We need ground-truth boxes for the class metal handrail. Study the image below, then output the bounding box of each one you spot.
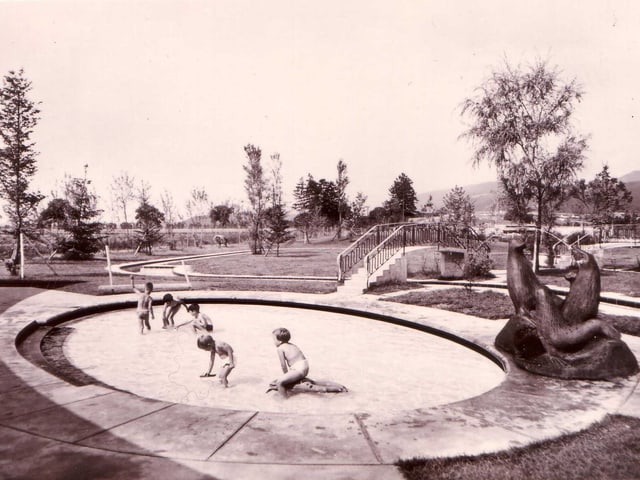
[337,222,491,283]
[336,223,407,282]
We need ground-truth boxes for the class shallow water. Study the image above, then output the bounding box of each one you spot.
[65,304,504,414]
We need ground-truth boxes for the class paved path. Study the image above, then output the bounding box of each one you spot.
[1,286,639,479]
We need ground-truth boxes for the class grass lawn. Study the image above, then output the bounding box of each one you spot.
[398,414,640,480]
[2,238,640,479]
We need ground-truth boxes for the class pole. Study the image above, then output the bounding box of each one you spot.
[105,245,114,289]
[20,232,25,279]
[182,260,191,288]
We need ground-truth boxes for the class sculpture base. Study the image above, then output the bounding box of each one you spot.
[496,316,639,380]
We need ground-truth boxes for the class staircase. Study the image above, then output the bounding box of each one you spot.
[337,223,490,294]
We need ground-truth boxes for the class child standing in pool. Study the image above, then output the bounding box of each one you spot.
[174,303,213,334]
[131,276,154,334]
[271,327,309,397]
[161,293,185,329]
[197,334,235,387]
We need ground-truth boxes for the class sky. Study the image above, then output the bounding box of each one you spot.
[1,0,639,221]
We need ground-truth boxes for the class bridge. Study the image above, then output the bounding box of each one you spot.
[336,223,491,289]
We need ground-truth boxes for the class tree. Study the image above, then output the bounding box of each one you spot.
[574,165,633,225]
[442,186,475,231]
[38,198,71,229]
[0,69,44,273]
[110,171,136,227]
[134,200,164,255]
[243,144,267,254]
[335,159,349,239]
[293,175,341,227]
[498,170,534,224]
[461,60,587,271]
[385,173,418,222]
[264,204,293,256]
[185,187,210,227]
[292,209,324,244]
[58,167,103,259]
[210,204,234,227]
[346,192,368,233]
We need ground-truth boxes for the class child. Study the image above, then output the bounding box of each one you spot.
[131,275,154,334]
[270,327,309,397]
[161,293,185,329]
[197,334,235,387]
[175,303,213,334]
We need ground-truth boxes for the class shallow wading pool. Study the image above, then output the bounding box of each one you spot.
[63,303,505,414]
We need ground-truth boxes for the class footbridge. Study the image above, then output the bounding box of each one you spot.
[337,223,491,287]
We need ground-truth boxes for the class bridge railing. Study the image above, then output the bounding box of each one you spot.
[337,222,491,283]
[336,223,405,282]
[363,224,490,281]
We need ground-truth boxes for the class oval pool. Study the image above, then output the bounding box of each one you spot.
[63,303,505,414]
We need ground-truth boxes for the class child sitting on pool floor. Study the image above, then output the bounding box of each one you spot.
[174,303,213,334]
[197,334,235,387]
[267,327,348,396]
[161,293,186,329]
[270,327,309,397]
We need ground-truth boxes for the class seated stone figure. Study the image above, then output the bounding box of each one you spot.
[495,237,638,380]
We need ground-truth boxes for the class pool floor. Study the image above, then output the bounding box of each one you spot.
[64,303,505,414]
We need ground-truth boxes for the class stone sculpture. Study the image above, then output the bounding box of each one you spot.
[495,238,638,380]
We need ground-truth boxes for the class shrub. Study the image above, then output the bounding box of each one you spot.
[464,253,494,279]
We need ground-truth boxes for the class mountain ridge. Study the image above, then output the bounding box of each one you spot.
[417,170,640,213]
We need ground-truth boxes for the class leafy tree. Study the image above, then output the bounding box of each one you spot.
[243,144,267,254]
[292,209,324,244]
[498,171,534,224]
[293,175,341,226]
[573,165,633,225]
[38,198,71,229]
[58,168,103,259]
[264,204,293,256]
[134,201,164,255]
[442,186,475,231]
[385,173,418,222]
[0,69,44,273]
[461,60,587,271]
[346,192,368,233]
[210,204,234,227]
[368,206,390,225]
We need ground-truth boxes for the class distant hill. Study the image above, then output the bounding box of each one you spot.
[621,170,640,183]
[626,180,640,212]
[417,181,500,211]
[417,171,640,213]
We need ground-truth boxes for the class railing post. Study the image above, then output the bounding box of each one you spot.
[402,227,406,254]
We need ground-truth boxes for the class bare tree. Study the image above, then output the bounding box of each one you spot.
[335,159,349,239]
[243,144,267,254]
[110,172,136,227]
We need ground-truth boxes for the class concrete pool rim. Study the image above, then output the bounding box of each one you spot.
[15,296,508,389]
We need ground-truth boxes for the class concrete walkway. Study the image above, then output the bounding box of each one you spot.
[1,286,639,479]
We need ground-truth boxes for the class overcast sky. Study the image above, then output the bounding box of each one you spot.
[1,0,639,219]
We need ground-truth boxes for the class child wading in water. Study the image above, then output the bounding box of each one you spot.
[131,276,154,334]
[197,334,235,387]
[174,303,213,334]
[270,327,309,397]
[161,293,185,329]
